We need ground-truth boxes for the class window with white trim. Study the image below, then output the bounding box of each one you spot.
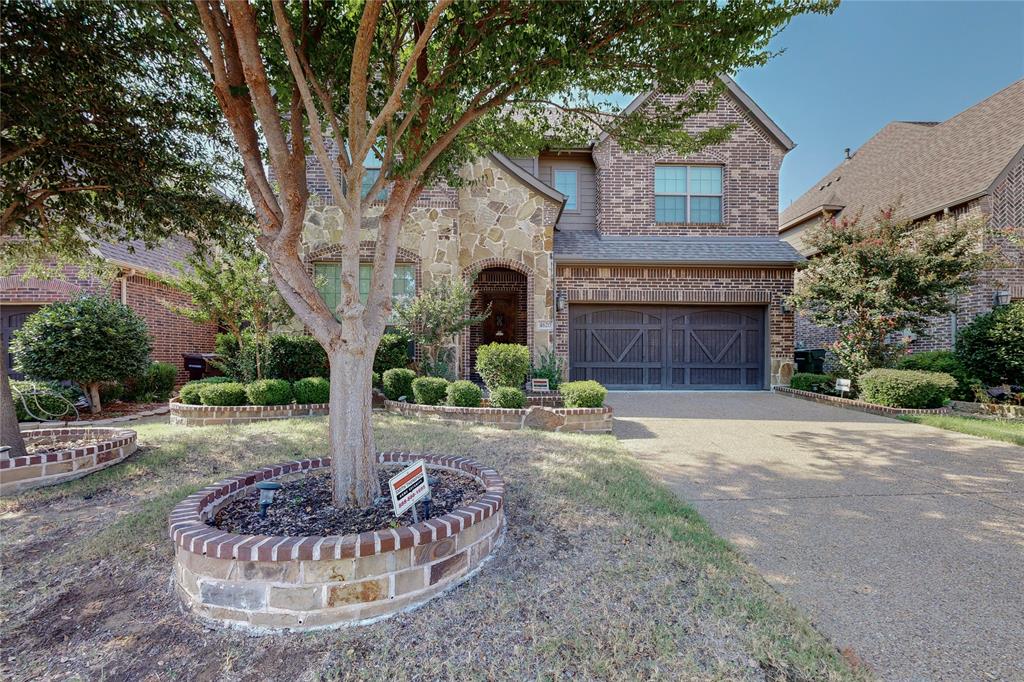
[654,165,722,224]
[553,169,578,211]
[314,263,415,316]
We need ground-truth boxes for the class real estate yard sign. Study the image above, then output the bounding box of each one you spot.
[388,460,430,517]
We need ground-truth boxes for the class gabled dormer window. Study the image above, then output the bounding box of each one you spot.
[553,169,578,211]
[654,165,722,224]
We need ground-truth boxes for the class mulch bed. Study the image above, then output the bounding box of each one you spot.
[60,401,167,422]
[23,437,108,455]
[209,467,485,537]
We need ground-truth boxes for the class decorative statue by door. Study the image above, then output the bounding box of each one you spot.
[482,293,517,345]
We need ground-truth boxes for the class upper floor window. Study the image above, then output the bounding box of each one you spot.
[654,165,722,224]
[360,168,390,201]
[314,262,415,316]
[553,169,578,211]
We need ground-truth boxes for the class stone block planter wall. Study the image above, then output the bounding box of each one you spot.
[0,427,137,495]
[169,399,329,427]
[169,453,505,633]
[775,386,953,417]
[951,401,1024,419]
[384,399,613,433]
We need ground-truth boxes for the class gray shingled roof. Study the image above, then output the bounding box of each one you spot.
[554,230,804,265]
[93,235,196,278]
[781,79,1024,231]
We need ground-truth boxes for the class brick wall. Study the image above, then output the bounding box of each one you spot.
[554,264,795,384]
[592,85,785,237]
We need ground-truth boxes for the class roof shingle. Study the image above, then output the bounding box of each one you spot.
[554,230,804,265]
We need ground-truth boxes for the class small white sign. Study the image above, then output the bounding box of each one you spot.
[835,378,851,394]
[531,378,551,392]
[388,460,430,517]
[536,319,553,331]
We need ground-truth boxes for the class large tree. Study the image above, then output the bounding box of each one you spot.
[180,0,832,507]
[789,209,993,380]
[0,0,248,456]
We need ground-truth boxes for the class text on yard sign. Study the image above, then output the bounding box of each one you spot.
[388,460,430,516]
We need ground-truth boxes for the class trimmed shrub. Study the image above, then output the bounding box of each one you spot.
[955,301,1024,386]
[475,343,530,390]
[859,369,956,409]
[178,376,233,404]
[293,376,330,404]
[198,381,248,406]
[126,362,177,402]
[374,332,410,376]
[11,380,81,422]
[412,377,449,405]
[560,380,607,408]
[490,386,526,409]
[265,334,329,381]
[896,350,977,400]
[790,373,832,392]
[446,380,483,407]
[382,368,416,401]
[245,379,293,406]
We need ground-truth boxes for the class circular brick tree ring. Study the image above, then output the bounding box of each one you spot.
[0,427,137,495]
[169,453,505,632]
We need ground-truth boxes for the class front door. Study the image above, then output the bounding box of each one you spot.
[2,305,41,379]
[481,293,517,345]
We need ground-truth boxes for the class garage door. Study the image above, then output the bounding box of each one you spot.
[568,305,765,389]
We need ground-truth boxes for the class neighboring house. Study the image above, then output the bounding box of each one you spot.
[1,236,218,385]
[301,76,802,390]
[780,79,1024,352]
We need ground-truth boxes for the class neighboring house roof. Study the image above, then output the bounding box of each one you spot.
[553,230,804,265]
[780,79,1024,232]
[91,235,196,278]
[595,75,795,151]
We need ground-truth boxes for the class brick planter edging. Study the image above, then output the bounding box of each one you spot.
[383,399,613,433]
[775,386,953,417]
[169,453,505,632]
[0,427,138,495]
[169,399,330,427]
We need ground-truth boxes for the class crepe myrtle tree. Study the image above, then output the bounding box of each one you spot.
[176,0,833,507]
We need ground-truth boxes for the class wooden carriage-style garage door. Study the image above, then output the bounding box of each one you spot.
[568,305,766,389]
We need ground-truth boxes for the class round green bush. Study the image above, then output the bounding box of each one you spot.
[790,373,832,393]
[245,379,293,406]
[490,386,526,409]
[10,295,151,412]
[896,350,977,400]
[292,376,330,404]
[265,334,329,381]
[446,380,483,407]
[412,376,449,405]
[178,376,232,404]
[559,380,607,408]
[475,343,530,390]
[198,381,248,406]
[955,301,1024,386]
[382,368,416,401]
[859,368,956,409]
[11,380,81,421]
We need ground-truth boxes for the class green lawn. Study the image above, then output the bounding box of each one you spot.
[1,415,865,681]
[899,413,1024,447]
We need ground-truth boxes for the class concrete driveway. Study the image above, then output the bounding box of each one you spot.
[608,391,1024,682]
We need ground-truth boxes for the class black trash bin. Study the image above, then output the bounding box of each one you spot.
[182,353,222,381]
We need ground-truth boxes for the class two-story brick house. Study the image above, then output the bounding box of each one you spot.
[781,79,1024,352]
[301,76,802,389]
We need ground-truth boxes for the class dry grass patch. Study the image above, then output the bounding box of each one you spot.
[0,415,866,681]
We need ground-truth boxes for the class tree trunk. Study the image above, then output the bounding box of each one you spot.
[87,383,102,414]
[328,346,380,507]
[1,364,28,459]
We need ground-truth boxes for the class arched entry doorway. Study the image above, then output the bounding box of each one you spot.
[466,266,528,380]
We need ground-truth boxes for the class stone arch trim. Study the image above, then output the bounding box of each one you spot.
[304,242,422,264]
[460,258,535,379]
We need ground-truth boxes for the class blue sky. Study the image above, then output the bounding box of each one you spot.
[732,0,1024,211]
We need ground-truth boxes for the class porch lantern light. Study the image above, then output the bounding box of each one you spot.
[994,290,1011,307]
[255,481,282,518]
[555,291,568,313]
[780,301,793,314]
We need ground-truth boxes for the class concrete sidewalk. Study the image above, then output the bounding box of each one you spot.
[608,391,1024,681]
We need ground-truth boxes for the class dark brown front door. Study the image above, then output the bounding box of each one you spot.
[568,304,766,390]
[2,305,41,379]
[481,293,517,345]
